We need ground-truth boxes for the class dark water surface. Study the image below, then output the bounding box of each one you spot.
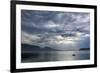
[21,50,90,63]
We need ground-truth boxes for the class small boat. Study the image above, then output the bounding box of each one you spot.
[72,54,76,56]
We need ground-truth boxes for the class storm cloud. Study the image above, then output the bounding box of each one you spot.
[21,10,90,50]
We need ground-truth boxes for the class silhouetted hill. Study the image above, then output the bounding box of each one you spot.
[79,48,90,51]
[22,44,58,52]
[22,44,90,52]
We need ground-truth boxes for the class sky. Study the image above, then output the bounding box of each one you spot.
[21,10,90,50]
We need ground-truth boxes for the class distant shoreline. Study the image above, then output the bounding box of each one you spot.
[22,44,90,52]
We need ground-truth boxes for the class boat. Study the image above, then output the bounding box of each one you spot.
[72,54,76,56]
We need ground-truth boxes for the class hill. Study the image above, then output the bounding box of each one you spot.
[79,48,90,51]
[21,44,58,52]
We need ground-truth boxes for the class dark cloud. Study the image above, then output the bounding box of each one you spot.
[21,10,90,50]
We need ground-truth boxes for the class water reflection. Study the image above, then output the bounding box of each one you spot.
[21,50,90,63]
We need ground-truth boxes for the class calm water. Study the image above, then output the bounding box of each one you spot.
[21,50,90,63]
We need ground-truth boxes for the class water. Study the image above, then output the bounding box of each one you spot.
[21,50,90,63]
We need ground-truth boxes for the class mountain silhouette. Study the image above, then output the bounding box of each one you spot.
[21,44,58,52]
[22,44,90,52]
[79,48,90,51]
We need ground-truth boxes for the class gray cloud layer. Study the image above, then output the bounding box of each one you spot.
[21,10,90,50]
